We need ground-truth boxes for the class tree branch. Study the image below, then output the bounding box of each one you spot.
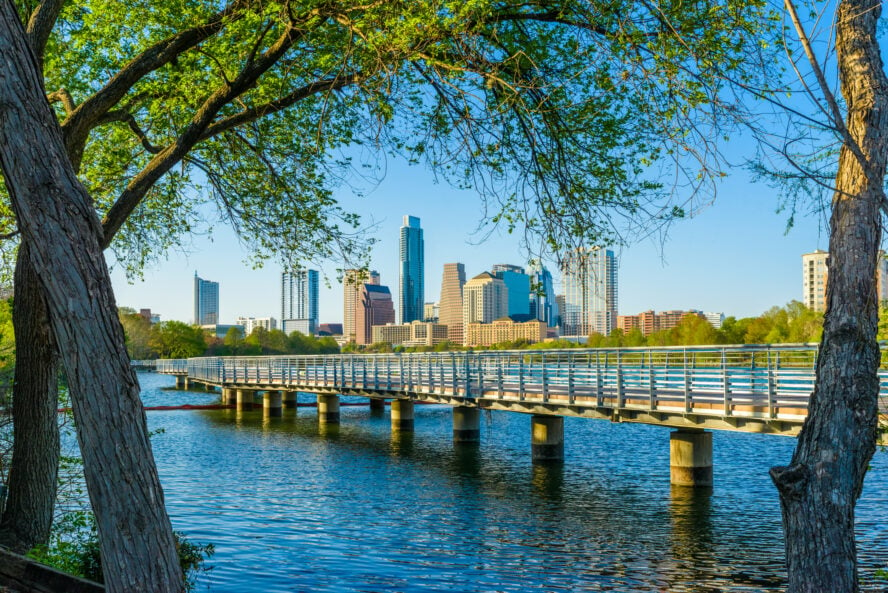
[25,0,65,69]
[100,15,323,247]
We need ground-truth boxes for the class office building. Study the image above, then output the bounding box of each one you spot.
[464,318,547,347]
[282,319,315,336]
[344,269,379,342]
[439,263,466,345]
[617,310,706,336]
[372,321,449,347]
[423,302,439,322]
[463,272,509,329]
[282,269,319,327]
[399,215,425,323]
[356,283,395,345]
[704,312,725,329]
[193,272,219,325]
[528,261,558,327]
[236,316,278,335]
[561,247,617,337]
[492,264,531,318]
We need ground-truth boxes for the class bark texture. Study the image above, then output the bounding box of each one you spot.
[770,1,888,591]
[0,3,182,591]
[0,245,60,553]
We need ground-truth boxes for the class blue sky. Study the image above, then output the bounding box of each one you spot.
[109,156,830,327]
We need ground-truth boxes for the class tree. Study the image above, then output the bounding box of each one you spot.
[118,308,156,360]
[0,3,182,590]
[148,322,207,360]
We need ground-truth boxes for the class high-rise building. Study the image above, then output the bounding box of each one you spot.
[439,263,466,345]
[344,269,379,342]
[492,265,531,318]
[282,269,319,328]
[236,316,278,335]
[423,302,439,322]
[528,261,559,327]
[802,250,829,312]
[463,272,509,332]
[356,284,395,345]
[802,249,888,312]
[193,272,219,325]
[561,247,618,337]
[399,215,424,323]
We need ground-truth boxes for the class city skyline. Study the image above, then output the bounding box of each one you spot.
[111,165,830,327]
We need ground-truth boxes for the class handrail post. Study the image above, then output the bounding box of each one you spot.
[648,351,656,411]
[567,352,575,405]
[518,355,525,401]
[767,348,777,418]
[616,351,624,409]
[595,351,603,407]
[464,353,472,398]
[541,353,548,403]
[497,357,504,399]
[683,349,691,413]
[722,349,731,416]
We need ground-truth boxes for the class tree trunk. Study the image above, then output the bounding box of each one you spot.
[770,1,888,591]
[0,4,182,592]
[0,245,60,553]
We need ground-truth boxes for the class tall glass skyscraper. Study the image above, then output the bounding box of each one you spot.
[282,269,319,331]
[193,272,219,325]
[399,215,424,323]
[528,261,558,327]
[561,247,617,337]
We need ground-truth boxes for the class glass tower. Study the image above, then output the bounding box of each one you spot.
[282,269,319,329]
[399,215,424,323]
[561,247,617,337]
[193,272,219,325]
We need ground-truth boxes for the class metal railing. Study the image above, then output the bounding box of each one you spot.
[142,344,850,423]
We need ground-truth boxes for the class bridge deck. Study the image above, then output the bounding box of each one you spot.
[136,344,881,436]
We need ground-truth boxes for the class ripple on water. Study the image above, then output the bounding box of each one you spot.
[136,372,887,592]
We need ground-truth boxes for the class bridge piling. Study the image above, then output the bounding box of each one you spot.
[453,406,480,443]
[318,394,340,424]
[531,415,564,463]
[391,400,414,432]
[175,375,187,390]
[369,398,385,412]
[223,388,237,405]
[669,430,713,487]
[236,389,255,411]
[282,391,298,408]
[264,391,283,417]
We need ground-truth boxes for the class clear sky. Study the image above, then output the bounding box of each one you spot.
[109,153,831,327]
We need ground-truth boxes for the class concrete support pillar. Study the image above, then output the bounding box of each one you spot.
[531,415,564,463]
[236,389,255,411]
[670,430,713,487]
[223,388,237,405]
[264,391,283,417]
[282,391,298,408]
[175,375,186,389]
[452,406,480,443]
[369,398,385,412]
[391,399,414,432]
[317,394,340,424]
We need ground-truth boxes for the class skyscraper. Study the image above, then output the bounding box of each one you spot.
[399,215,424,323]
[344,269,379,343]
[561,247,618,337]
[193,272,219,325]
[528,261,558,327]
[356,284,395,345]
[439,263,466,344]
[282,269,319,332]
[492,264,530,318]
[463,272,509,330]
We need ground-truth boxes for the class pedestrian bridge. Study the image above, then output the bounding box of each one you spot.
[139,344,887,487]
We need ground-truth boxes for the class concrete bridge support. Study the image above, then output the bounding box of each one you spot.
[236,389,255,411]
[175,375,188,390]
[223,388,237,405]
[282,391,298,408]
[452,406,480,443]
[531,415,564,463]
[669,430,713,487]
[369,398,385,412]
[318,394,340,424]
[391,400,414,432]
[264,391,283,417]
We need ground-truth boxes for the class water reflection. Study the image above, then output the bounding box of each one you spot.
[530,463,564,501]
[390,429,414,457]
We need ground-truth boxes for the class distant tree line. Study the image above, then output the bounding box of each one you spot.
[118,308,339,359]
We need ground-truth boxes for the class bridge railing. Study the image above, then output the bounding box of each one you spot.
[148,344,839,421]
